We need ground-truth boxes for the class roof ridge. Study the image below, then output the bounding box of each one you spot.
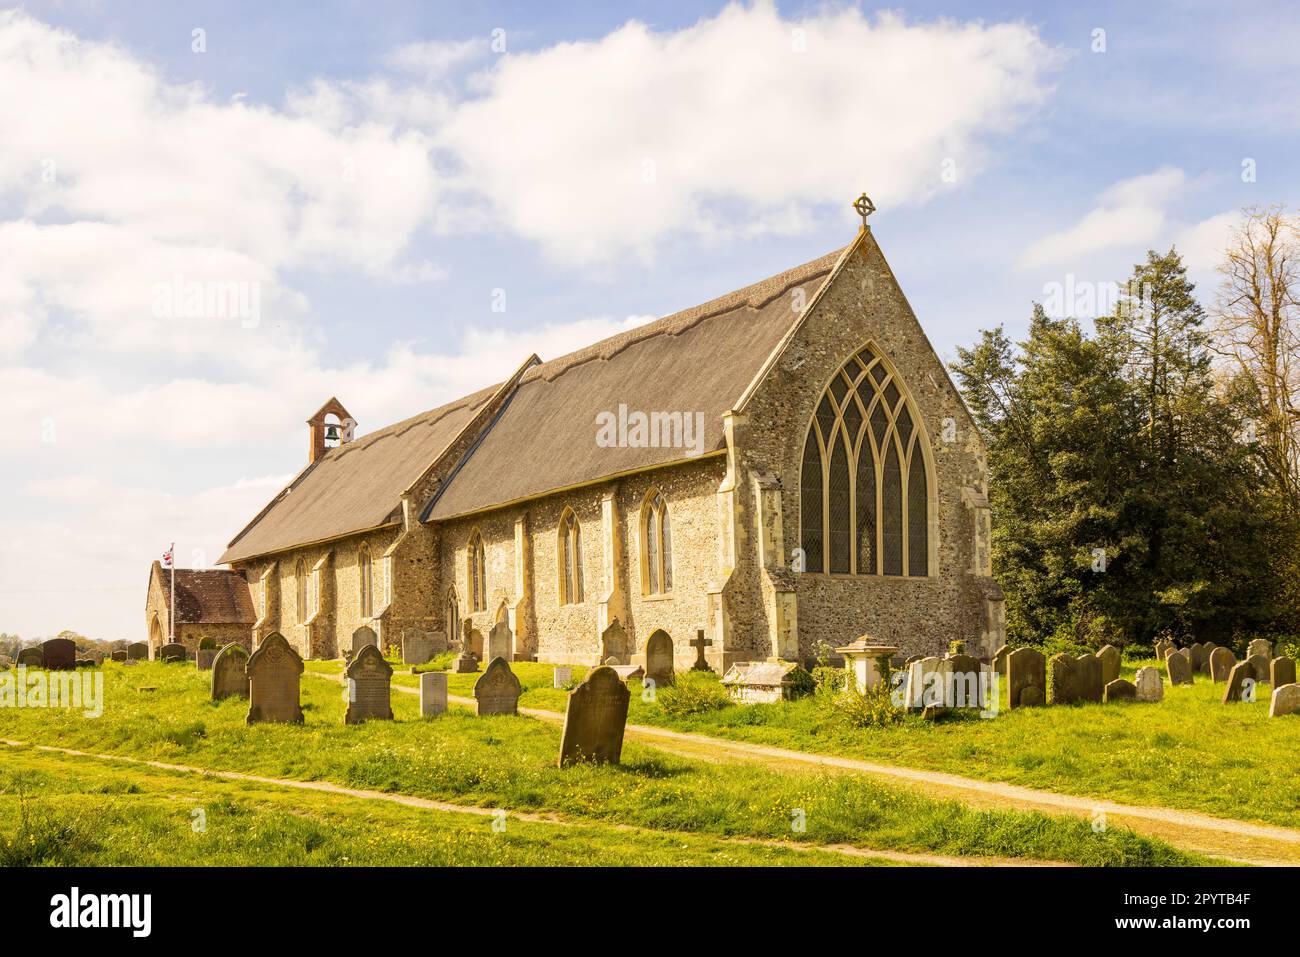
[519,247,844,389]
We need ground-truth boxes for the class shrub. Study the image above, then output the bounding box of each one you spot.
[413,651,456,674]
[823,681,902,729]
[812,665,847,696]
[783,667,815,700]
[657,671,732,716]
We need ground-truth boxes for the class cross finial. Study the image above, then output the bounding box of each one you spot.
[852,193,876,228]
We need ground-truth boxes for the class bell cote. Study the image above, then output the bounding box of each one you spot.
[307,397,356,464]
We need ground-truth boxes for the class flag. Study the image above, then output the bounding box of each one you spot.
[162,547,173,568]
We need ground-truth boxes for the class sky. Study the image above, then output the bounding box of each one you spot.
[2,0,1297,641]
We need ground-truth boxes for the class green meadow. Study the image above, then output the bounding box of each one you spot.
[0,662,1197,866]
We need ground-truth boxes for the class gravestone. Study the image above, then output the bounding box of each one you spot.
[720,661,797,704]
[611,663,644,683]
[127,642,148,660]
[76,659,94,668]
[558,666,631,767]
[486,621,513,663]
[451,647,479,673]
[553,665,573,688]
[1134,666,1164,702]
[1270,656,1297,689]
[344,645,393,724]
[41,638,76,672]
[245,632,304,724]
[944,653,984,709]
[1097,645,1122,685]
[1247,638,1273,661]
[86,650,105,666]
[474,657,521,716]
[465,627,484,660]
[195,649,217,671]
[1048,654,1080,705]
[1209,646,1236,683]
[111,650,128,662]
[1104,678,1136,702]
[1269,683,1300,718]
[1165,649,1193,686]
[689,630,713,672]
[16,647,43,668]
[643,630,676,687]
[1189,642,1208,674]
[600,620,629,665]
[401,629,434,665]
[1075,653,1104,703]
[420,671,448,717]
[352,626,379,656]
[211,644,250,701]
[991,644,1010,676]
[1155,639,1174,661]
[1222,661,1256,704]
[427,630,448,655]
[1245,654,1271,683]
[159,642,186,662]
[905,656,945,711]
[1006,647,1046,709]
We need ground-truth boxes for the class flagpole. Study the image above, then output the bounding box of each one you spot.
[169,542,175,642]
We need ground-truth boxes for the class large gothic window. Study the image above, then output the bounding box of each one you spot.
[800,343,932,577]
[468,531,486,612]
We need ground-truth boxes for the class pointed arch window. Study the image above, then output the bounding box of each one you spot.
[358,543,373,618]
[468,532,486,612]
[295,557,307,621]
[800,343,932,577]
[446,587,461,645]
[641,490,673,595]
[559,509,583,605]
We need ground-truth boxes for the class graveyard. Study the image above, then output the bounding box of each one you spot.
[2,637,1297,867]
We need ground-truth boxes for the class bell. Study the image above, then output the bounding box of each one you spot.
[324,424,341,443]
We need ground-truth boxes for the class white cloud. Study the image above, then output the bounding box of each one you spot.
[439,3,1058,263]
[1018,167,1186,269]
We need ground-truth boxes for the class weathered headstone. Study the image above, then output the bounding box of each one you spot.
[486,621,513,663]
[451,648,479,673]
[344,644,393,724]
[75,658,94,668]
[558,666,630,767]
[1104,678,1136,702]
[1097,645,1122,685]
[1189,642,1208,674]
[1048,653,1079,705]
[553,665,573,688]
[427,630,448,655]
[905,656,945,711]
[159,642,186,662]
[641,631,674,688]
[1134,666,1163,702]
[420,671,448,717]
[16,647,43,668]
[611,663,645,683]
[600,620,629,664]
[1006,647,1046,709]
[1209,646,1236,683]
[127,642,148,660]
[1075,653,1103,703]
[1165,649,1193,686]
[41,638,76,671]
[1245,654,1271,683]
[195,649,217,671]
[211,644,250,701]
[245,632,304,724]
[720,660,797,704]
[1222,661,1256,704]
[401,629,434,665]
[1155,639,1174,661]
[474,657,521,716]
[1269,683,1300,718]
[352,625,379,656]
[944,653,984,709]
[991,644,1010,676]
[1247,638,1273,661]
[86,650,105,666]
[110,650,128,663]
[1270,656,1297,689]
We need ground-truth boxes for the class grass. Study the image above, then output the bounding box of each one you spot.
[382,657,1300,830]
[0,662,1197,866]
[0,748,870,867]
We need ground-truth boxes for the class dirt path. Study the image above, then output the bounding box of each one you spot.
[0,737,1048,868]
[384,678,1297,866]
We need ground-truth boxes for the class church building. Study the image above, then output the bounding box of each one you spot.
[151,220,1004,670]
